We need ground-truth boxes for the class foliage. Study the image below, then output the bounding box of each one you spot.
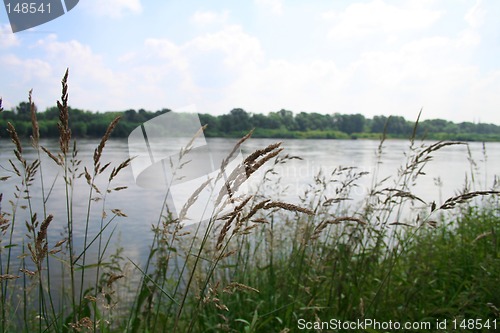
[2,102,500,141]
[1,73,499,332]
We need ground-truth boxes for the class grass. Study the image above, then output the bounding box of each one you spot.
[0,70,499,332]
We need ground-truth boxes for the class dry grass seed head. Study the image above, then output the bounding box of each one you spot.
[19,268,36,277]
[28,214,53,269]
[57,69,71,155]
[94,116,121,173]
[219,129,254,175]
[242,199,271,222]
[106,273,125,287]
[219,250,237,259]
[244,142,282,165]
[0,214,9,234]
[111,208,127,217]
[439,190,500,210]
[216,196,257,248]
[426,220,438,228]
[35,214,53,259]
[7,122,23,158]
[98,162,111,175]
[382,188,426,205]
[244,142,283,177]
[472,231,492,243]
[41,146,63,166]
[223,282,259,294]
[177,176,212,222]
[84,167,92,185]
[8,160,21,178]
[213,164,248,208]
[412,141,466,169]
[214,141,282,209]
[0,274,20,281]
[263,201,314,215]
[241,223,259,234]
[216,213,239,251]
[246,147,284,177]
[109,157,133,182]
[68,317,94,332]
[312,216,366,240]
[389,222,415,227]
[217,195,253,221]
[183,124,208,156]
[29,89,40,148]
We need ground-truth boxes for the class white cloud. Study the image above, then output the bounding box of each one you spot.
[18,34,133,111]
[190,10,229,25]
[185,15,494,122]
[254,0,284,15]
[222,59,343,114]
[0,24,20,48]
[461,70,500,122]
[81,0,142,18]
[185,25,263,68]
[465,0,486,28]
[325,0,442,40]
[3,1,500,124]
[1,54,52,81]
[128,25,265,108]
[0,53,54,111]
[143,38,187,69]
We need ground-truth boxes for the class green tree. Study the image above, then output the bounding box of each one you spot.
[251,113,279,129]
[123,109,139,122]
[370,115,387,133]
[296,112,312,131]
[39,106,59,121]
[15,101,32,121]
[227,108,252,132]
[334,113,365,134]
[72,122,88,137]
[275,109,297,131]
[199,113,220,136]
[386,116,411,135]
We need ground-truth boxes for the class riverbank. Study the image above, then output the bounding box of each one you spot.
[2,130,499,331]
[209,128,500,142]
[1,77,499,332]
[3,101,500,142]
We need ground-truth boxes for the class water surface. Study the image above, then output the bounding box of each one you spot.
[1,138,498,265]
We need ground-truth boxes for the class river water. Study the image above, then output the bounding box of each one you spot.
[1,137,499,267]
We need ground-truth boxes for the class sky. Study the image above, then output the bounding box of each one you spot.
[1,0,500,124]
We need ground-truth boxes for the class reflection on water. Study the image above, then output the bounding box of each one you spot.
[1,137,499,269]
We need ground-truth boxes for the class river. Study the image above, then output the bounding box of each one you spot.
[1,137,498,267]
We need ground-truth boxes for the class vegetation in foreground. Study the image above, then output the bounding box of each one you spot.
[0,70,499,332]
[2,99,500,142]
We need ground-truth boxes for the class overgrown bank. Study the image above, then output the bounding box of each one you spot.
[1,72,499,332]
[2,100,500,142]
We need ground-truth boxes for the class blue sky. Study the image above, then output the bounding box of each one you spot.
[1,0,500,124]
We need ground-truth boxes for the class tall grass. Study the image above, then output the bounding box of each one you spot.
[0,71,132,332]
[0,71,499,332]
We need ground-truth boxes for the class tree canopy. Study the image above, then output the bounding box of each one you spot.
[1,103,499,142]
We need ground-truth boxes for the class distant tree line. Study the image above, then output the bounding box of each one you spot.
[1,102,500,141]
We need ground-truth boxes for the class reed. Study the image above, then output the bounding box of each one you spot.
[0,71,499,332]
[0,71,133,332]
